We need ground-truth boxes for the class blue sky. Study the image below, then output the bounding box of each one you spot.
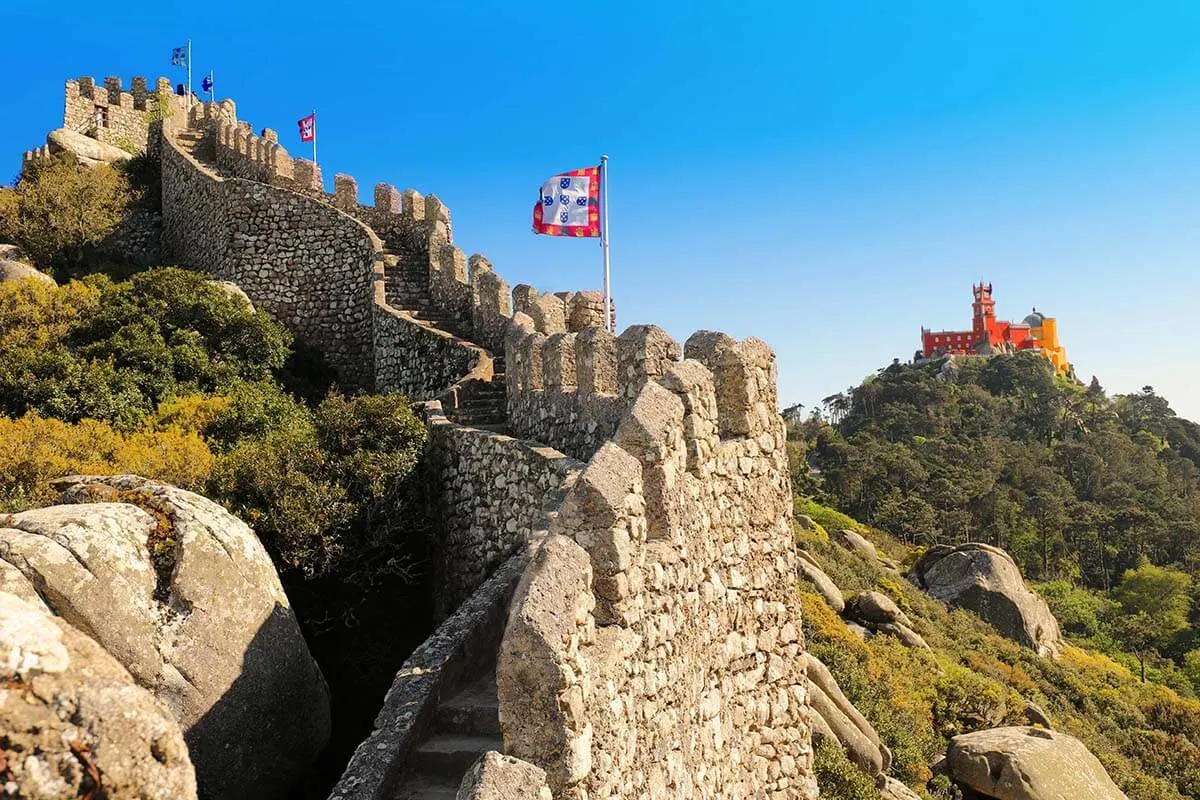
[5,1,1200,418]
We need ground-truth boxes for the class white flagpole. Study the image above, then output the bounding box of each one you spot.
[312,109,318,166]
[600,154,612,333]
[186,40,192,108]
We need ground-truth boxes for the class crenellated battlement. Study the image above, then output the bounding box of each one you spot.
[185,97,613,359]
[60,75,172,154]
[68,75,165,111]
[498,332,812,798]
[505,315,774,462]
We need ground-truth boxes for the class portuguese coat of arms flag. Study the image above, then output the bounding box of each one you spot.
[533,166,601,237]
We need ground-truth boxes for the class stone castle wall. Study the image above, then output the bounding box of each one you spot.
[142,88,817,799]
[423,409,583,617]
[500,330,816,799]
[161,105,378,389]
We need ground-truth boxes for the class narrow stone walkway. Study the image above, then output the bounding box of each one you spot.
[391,671,502,800]
[378,246,508,430]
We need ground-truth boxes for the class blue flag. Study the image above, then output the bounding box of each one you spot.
[201,73,213,92]
[171,46,188,67]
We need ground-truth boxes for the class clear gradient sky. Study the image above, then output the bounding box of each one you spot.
[5,2,1200,418]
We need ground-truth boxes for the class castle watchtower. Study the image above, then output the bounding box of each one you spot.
[971,282,996,337]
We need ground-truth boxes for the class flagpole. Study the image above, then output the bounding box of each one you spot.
[312,109,318,166]
[600,154,612,333]
[186,40,192,108]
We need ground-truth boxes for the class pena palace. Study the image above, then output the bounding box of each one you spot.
[920,283,1071,375]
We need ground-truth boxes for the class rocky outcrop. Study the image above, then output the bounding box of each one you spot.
[0,590,198,800]
[833,528,879,561]
[881,776,923,800]
[846,591,913,629]
[0,244,55,285]
[946,726,1127,799]
[797,548,846,613]
[845,591,933,654]
[0,475,331,800]
[805,653,891,779]
[910,543,1063,658]
[457,752,552,800]
[832,527,901,573]
[47,127,133,165]
[206,279,254,310]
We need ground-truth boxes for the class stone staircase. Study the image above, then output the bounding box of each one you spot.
[174,128,208,163]
[379,247,508,431]
[392,671,503,800]
[450,357,507,430]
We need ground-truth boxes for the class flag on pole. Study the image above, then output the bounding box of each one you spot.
[171,46,189,67]
[533,166,601,237]
[201,72,213,93]
[298,113,316,143]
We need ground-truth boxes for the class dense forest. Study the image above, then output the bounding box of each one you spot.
[789,353,1200,688]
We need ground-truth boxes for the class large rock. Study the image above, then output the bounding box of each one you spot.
[0,258,55,285]
[47,127,132,165]
[0,245,54,286]
[846,590,914,629]
[797,548,845,613]
[457,751,553,800]
[946,726,1127,800]
[0,590,198,799]
[207,279,254,310]
[881,777,923,800]
[805,653,890,778]
[0,475,331,800]
[910,543,1063,658]
[875,621,935,656]
[833,528,879,561]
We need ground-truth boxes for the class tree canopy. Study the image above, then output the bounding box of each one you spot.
[793,354,1200,590]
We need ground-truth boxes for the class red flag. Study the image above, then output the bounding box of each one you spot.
[298,113,315,143]
[533,166,601,237]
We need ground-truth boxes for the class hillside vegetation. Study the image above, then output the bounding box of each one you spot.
[796,507,1200,800]
[792,354,1200,690]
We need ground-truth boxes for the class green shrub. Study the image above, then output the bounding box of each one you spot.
[1037,580,1117,639]
[795,496,864,534]
[0,268,292,429]
[813,739,884,800]
[205,393,427,578]
[1,156,131,269]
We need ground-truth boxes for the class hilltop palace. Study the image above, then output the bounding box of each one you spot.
[919,282,1071,375]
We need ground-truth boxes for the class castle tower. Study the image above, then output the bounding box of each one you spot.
[972,282,995,338]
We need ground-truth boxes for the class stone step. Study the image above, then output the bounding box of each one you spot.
[460,400,505,410]
[453,410,507,421]
[391,773,461,800]
[413,735,502,779]
[437,673,500,736]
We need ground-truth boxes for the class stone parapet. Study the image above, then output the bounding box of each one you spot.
[498,335,815,799]
[422,402,584,618]
[161,122,378,389]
